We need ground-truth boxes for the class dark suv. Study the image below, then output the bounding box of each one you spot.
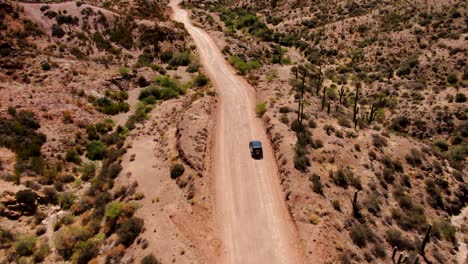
[249,140,263,159]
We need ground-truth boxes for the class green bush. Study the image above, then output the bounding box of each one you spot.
[15,235,36,256]
[194,74,209,87]
[350,224,375,248]
[310,174,323,195]
[118,67,131,77]
[65,149,81,164]
[186,63,200,73]
[55,226,91,260]
[331,168,361,190]
[51,24,64,38]
[433,221,457,243]
[228,56,261,75]
[105,202,123,219]
[372,134,387,149]
[169,52,191,66]
[74,239,98,264]
[86,140,106,160]
[293,155,310,172]
[447,73,458,84]
[385,228,414,250]
[170,163,185,179]
[80,162,96,181]
[405,148,422,166]
[160,50,174,63]
[256,102,267,117]
[141,254,161,264]
[117,217,144,246]
[58,192,76,210]
[41,61,51,71]
[455,93,466,103]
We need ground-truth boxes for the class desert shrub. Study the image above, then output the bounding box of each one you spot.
[425,179,444,208]
[371,243,386,259]
[169,52,191,66]
[170,163,185,179]
[310,174,323,195]
[74,240,99,264]
[138,76,148,87]
[323,124,335,135]
[401,175,412,188]
[228,56,260,75]
[331,168,361,190]
[118,67,131,77]
[51,24,65,38]
[15,189,37,212]
[405,148,422,166]
[136,52,154,68]
[58,192,76,210]
[40,5,50,12]
[34,242,49,262]
[15,235,36,256]
[105,202,123,220]
[293,155,310,172]
[110,21,134,49]
[385,228,414,250]
[80,162,96,181]
[447,73,458,84]
[432,221,457,243]
[434,140,449,152]
[337,116,352,128]
[383,168,395,184]
[332,199,341,211]
[365,192,381,216]
[350,224,375,248]
[41,61,51,71]
[45,10,57,18]
[160,50,173,63]
[117,217,144,246]
[308,119,317,128]
[311,139,323,149]
[279,106,291,113]
[372,134,387,149]
[256,102,267,117]
[194,74,209,87]
[290,120,303,133]
[391,206,426,231]
[55,226,91,259]
[455,93,466,103]
[141,254,161,264]
[86,141,106,160]
[65,149,81,164]
[186,63,200,73]
[390,116,411,132]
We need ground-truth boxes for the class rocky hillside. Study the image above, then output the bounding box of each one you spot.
[184,0,467,263]
[0,0,216,263]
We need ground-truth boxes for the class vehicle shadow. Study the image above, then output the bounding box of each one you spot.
[251,154,263,160]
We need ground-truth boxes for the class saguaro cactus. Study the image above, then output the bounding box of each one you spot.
[420,224,432,256]
[367,103,377,124]
[353,83,360,123]
[339,86,345,104]
[392,248,408,264]
[352,191,361,218]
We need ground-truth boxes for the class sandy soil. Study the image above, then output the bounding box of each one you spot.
[452,206,468,264]
[170,1,305,263]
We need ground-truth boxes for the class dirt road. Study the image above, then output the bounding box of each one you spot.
[170,1,304,263]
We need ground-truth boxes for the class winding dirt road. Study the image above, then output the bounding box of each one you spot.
[170,1,304,263]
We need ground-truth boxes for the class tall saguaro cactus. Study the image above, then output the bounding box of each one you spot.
[351,191,361,218]
[420,225,432,257]
[339,85,345,104]
[353,83,361,124]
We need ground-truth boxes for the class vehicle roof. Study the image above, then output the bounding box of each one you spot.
[250,140,262,147]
